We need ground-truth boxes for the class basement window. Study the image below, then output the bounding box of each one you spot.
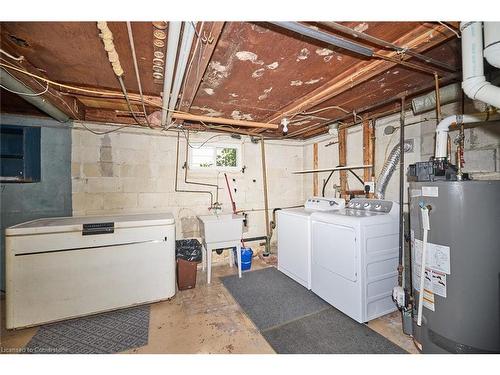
[189,143,242,171]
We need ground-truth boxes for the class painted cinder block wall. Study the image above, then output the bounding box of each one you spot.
[71,122,305,251]
[0,116,72,290]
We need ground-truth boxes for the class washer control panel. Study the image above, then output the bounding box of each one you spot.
[305,197,346,211]
[347,198,393,213]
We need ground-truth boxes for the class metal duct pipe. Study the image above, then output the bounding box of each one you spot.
[166,22,197,127]
[375,140,413,199]
[461,22,500,109]
[269,22,373,57]
[161,22,182,127]
[0,68,69,122]
[411,83,462,115]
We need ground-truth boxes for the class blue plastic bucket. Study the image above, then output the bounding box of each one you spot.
[233,247,253,271]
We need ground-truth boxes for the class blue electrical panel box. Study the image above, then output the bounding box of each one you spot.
[0,125,41,183]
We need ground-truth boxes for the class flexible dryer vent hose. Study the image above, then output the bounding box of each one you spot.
[375,140,413,199]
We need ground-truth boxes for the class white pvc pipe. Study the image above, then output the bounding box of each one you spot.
[417,204,431,327]
[461,22,500,109]
[166,22,197,128]
[417,223,428,327]
[160,22,182,127]
[484,22,500,69]
[434,113,492,159]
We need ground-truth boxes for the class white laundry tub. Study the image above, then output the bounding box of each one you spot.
[198,214,244,244]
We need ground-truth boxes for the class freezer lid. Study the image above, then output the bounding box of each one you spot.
[5,212,175,236]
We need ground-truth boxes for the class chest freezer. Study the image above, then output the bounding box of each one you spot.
[6,212,176,329]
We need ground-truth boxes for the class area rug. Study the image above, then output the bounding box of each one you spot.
[221,267,407,354]
[221,267,329,330]
[24,305,150,354]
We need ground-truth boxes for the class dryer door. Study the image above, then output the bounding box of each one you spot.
[312,222,357,281]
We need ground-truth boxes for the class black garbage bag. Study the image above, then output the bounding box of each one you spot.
[175,239,203,262]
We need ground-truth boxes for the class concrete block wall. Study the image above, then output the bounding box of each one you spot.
[71,123,305,255]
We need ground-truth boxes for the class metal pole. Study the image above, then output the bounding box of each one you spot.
[260,136,271,255]
[398,97,405,286]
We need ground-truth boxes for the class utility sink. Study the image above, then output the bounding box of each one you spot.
[198,214,244,244]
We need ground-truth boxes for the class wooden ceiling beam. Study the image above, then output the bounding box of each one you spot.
[0,39,85,121]
[251,23,456,136]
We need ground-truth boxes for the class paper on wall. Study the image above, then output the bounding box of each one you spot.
[413,268,447,298]
[413,238,451,274]
[422,186,439,197]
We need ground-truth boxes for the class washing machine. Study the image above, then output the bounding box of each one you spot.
[277,197,345,289]
[311,198,399,323]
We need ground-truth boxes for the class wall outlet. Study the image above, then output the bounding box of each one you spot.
[364,181,375,193]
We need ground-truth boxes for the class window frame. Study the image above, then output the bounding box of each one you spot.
[188,142,243,172]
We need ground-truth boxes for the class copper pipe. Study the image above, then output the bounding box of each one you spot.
[172,112,278,129]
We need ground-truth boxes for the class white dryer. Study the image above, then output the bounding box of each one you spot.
[311,198,399,323]
[277,197,345,289]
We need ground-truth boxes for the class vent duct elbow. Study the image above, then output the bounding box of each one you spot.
[461,22,500,109]
[375,140,412,199]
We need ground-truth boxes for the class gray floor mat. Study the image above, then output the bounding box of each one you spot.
[221,267,329,330]
[262,308,407,354]
[24,305,150,354]
[222,267,407,354]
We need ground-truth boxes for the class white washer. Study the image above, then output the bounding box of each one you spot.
[277,197,345,289]
[311,198,399,323]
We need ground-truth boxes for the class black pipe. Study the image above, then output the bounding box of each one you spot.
[321,165,365,197]
[242,236,268,243]
[398,98,405,286]
[174,132,214,206]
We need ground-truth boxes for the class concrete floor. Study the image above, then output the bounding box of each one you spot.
[0,258,417,354]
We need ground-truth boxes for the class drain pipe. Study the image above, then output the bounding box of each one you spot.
[484,22,500,69]
[260,136,271,255]
[166,22,197,128]
[461,22,500,109]
[434,114,495,160]
[160,22,182,127]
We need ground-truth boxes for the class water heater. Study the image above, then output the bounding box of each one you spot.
[408,180,500,353]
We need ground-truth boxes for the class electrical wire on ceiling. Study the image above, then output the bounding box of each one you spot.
[0,61,201,118]
[126,21,153,129]
[0,48,24,61]
[438,22,461,39]
[0,79,49,96]
[180,127,230,149]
